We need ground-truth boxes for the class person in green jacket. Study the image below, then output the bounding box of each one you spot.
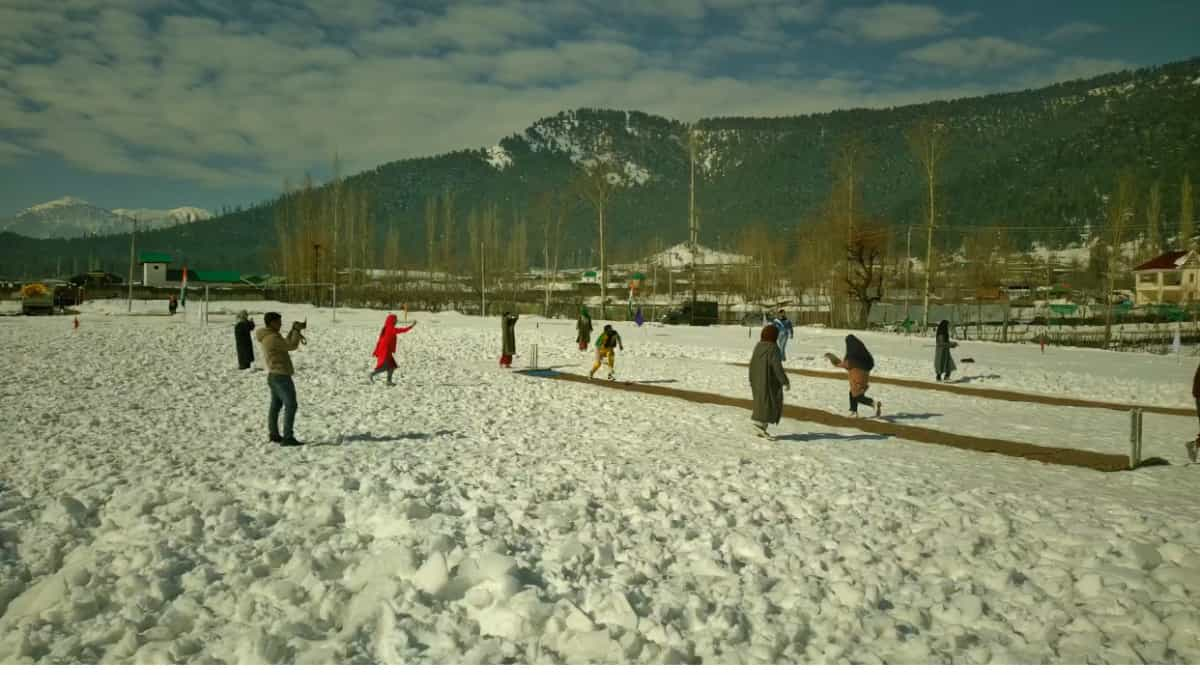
[590,325,623,380]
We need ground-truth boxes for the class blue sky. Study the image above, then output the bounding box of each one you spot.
[1,0,1197,218]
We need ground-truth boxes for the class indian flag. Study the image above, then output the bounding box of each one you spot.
[180,266,188,307]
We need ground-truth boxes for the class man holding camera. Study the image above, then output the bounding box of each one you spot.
[255,312,306,446]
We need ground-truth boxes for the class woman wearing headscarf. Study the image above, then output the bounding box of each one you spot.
[500,312,519,367]
[576,306,593,351]
[371,313,417,385]
[934,319,958,382]
[826,334,881,417]
[749,323,790,438]
[234,310,255,370]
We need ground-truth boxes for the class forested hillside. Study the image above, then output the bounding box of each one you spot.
[3,57,1198,279]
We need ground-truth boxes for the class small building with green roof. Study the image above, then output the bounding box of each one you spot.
[140,252,172,286]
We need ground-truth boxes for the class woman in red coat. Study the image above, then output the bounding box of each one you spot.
[371,313,416,385]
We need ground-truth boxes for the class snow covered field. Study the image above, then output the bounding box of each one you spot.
[2,300,1200,664]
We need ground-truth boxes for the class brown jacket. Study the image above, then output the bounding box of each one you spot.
[255,326,303,375]
[839,361,870,396]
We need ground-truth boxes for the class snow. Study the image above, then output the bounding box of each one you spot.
[3,299,1200,664]
[112,206,212,225]
[646,243,751,270]
[484,146,512,170]
[19,196,88,216]
[622,160,650,186]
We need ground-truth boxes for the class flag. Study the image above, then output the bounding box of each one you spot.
[180,265,188,307]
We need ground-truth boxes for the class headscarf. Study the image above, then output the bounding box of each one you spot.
[374,314,399,358]
[936,319,950,341]
[761,324,779,343]
[581,306,590,319]
[236,310,249,322]
[844,334,874,371]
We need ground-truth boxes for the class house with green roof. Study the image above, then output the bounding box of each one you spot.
[139,252,172,286]
[138,251,249,288]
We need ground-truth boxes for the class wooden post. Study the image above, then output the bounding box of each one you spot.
[1129,408,1143,469]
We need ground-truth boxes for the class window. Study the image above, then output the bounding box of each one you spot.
[1164,271,1183,286]
[1138,273,1157,285]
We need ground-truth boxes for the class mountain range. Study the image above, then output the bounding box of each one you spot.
[0,57,1198,279]
[0,197,211,240]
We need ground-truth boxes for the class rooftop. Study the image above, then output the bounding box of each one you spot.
[1134,250,1194,271]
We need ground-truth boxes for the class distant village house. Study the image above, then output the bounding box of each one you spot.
[1133,250,1200,305]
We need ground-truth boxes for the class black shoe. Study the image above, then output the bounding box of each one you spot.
[280,437,304,447]
[269,433,284,443]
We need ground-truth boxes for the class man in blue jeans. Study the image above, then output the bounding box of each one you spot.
[255,312,306,446]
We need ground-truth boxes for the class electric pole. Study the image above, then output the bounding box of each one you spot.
[689,125,699,314]
[904,224,912,321]
[313,243,322,305]
[126,217,137,313]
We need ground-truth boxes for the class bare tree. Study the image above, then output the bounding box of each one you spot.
[845,222,890,329]
[574,159,623,318]
[832,135,867,244]
[509,210,528,304]
[424,195,438,287]
[1104,172,1137,343]
[440,190,456,285]
[534,190,567,316]
[793,222,839,322]
[383,226,401,292]
[907,119,948,328]
[1145,180,1162,257]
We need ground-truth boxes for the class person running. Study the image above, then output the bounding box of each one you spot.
[826,334,881,418]
[772,310,794,361]
[499,311,519,368]
[1191,360,1200,462]
[590,324,623,380]
[255,312,306,446]
[371,313,417,385]
[934,319,958,381]
[234,310,255,370]
[749,323,790,438]
[576,307,593,351]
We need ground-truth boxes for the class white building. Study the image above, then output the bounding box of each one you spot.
[1133,250,1200,305]
[140,252,171,286]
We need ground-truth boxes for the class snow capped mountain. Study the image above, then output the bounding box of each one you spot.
[111,206,212,227]
[1,197,211,239]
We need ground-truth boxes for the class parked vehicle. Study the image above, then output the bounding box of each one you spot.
[663,300,719,326]
[20,283,54,316]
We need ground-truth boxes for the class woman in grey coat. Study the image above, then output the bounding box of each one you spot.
[499,312,519,368]
[934,319,957,381]
[749,323,790,438]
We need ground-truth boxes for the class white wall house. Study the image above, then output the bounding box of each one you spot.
[1133,250,1200,305]
[140,252,171,286]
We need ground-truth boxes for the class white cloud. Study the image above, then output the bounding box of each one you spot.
[829,3,976,43]
[903,37,1051,71]
[1044,21,1106,42]
[0,0,1125,192]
